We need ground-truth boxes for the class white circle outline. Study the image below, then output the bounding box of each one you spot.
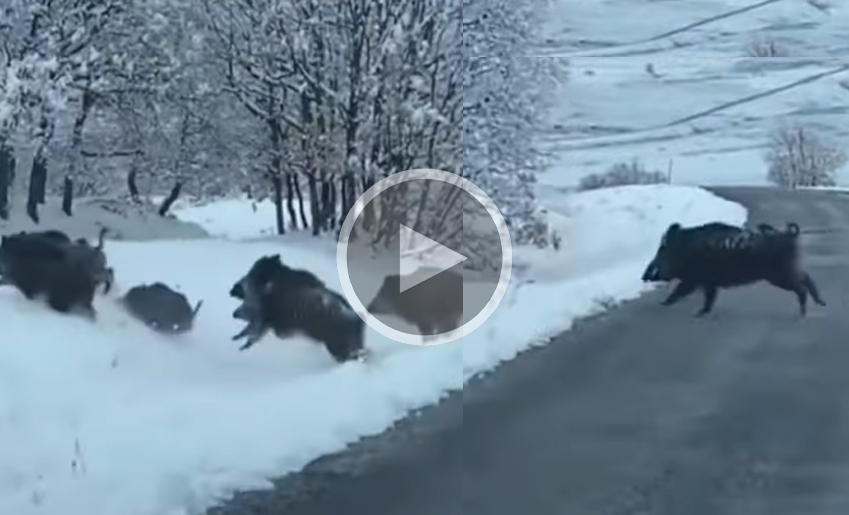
[336,168,513,346]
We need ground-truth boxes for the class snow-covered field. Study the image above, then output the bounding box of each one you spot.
[0,184,744,515]
[12,0,836,511]
[537,0,849,187]
[162,195,314,239]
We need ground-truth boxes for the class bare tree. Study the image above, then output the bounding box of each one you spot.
[765,124,847,188]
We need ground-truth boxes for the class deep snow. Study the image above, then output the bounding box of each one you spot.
[0,184,745,515]
[7,0,825,511]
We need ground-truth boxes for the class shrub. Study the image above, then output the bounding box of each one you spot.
[745,37,789,58]
[765,124,847,188]
[578,159,669,191]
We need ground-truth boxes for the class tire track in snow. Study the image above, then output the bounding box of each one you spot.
[662,64,849,128]
[548,65,849,153]
[644,0,786,42]
[535,0,788,58]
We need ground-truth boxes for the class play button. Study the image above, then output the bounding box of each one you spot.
[398,224,467,292]
[336,168,513,346]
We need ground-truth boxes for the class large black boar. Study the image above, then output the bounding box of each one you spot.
[642,221,826,316]
[229,254,365,363]
[0,228,114,294]
[0,233,98,319]
[122,282,203,334]
[366,269,464,340]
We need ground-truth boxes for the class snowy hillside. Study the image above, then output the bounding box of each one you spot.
[538,0,849,187]
[0,186,744,515]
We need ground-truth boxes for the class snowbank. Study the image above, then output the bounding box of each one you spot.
[0,196,209,241]
[0,185,745,515]
[170,195,315,240]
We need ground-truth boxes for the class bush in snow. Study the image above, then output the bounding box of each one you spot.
[765,124,847,188]
[463,0,566,247]
[578,159,669,191]
[744,37,790,58]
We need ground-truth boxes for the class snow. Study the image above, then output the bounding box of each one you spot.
[0,183,745,515]
[167,194,314,239]
[538,0,849,187]
[11,0,827,511]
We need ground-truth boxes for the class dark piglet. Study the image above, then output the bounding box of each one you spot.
[0,233,98,319]
[642,221,825,316]
[122,282,203,334]
[229,254,365,363]
[367,269,463,341]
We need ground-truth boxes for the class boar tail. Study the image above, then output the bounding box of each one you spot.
[96,226,108,250]
[191,300,204,318]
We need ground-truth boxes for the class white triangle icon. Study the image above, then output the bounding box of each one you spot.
[398,224,467,293]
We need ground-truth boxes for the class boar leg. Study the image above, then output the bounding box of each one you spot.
[232,318,263,340]
[102,268,114,294]
[239,326,270,351]
[695,285,719,316]
[765,272,808,316]
[660,281,698,306]
[801,272,826,306]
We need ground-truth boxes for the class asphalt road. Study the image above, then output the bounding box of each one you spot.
[207,187,849,515]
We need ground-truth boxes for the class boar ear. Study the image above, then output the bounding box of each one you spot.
[660,223,681,245]
[786,222,800,235]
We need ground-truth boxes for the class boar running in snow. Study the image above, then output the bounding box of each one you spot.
[122,282,203,334]
[229,254,365,363]
[367,269,463,341]
[0,232,99,319]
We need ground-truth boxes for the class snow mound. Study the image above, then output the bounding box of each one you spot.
[0,197,209,241]
[171,195,316,240]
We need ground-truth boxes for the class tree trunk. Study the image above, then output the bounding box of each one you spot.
[293,174,308,229]
[271,173,284,235]
[320,178,330,231]
[285,172,298,230]
[127,169,140,201]
[307,173,321,236]
[69,87,95,199]
[27,151,48,222]
[338,174,349,227]
[361,174,376,232]
[0,143,11,220]
[61,176,73,216]
[267,117,285,235]
[327,176,337,230]
[158,181,182,217]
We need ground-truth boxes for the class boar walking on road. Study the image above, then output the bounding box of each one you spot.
[122,282,203,334]
[641,221,825,316]
[229,254,366,363]
[367,269,464,341]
